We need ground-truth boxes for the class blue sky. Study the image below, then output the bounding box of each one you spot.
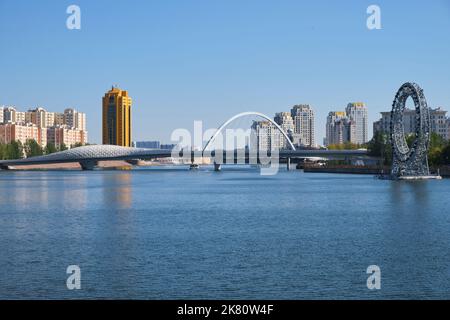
[1,0,449,144]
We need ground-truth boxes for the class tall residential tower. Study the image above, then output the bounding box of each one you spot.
[290,104,315,148]
[274,112,294,149]
[102,86,132,147]
[325,111,356,146]
[345,102,368,144]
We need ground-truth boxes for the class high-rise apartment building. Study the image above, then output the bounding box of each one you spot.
[0,123,47,147]
[0,105,88,149]
[251,104,315,150]
[54,113,65,126]
[64,108,87,131]
[325,111,345,146]
[274,112,294,149]
[15,111,26,124]
[331,118,356,145]
[28,107,55,128]
[2,106,26,124]
[345,102,368,144]
[325,111,356,146]
[3,106,17,123]
[290,104,315,147]
[102,86,132,147]
[325,103,367,146]
[430,108,448,140]
[447,118,450,140]
[47,125,87,148]
[251,120,282,151]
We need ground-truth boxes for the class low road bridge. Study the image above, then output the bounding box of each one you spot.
[0,145,371,170]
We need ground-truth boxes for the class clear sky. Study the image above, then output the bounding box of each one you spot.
[1,0,449,144]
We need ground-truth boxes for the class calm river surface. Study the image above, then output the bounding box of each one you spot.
[0,167,449,299]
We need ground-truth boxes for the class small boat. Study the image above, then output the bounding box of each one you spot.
[189,164,199,170]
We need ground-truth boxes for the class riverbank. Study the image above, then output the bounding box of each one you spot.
[303,165,450,177]
[438,166,450,177]
[9,160,133,170]
[303,165,385,175]
[4,162,450,177]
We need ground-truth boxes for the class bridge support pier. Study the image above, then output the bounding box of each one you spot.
[79,160,98,170]
[214,162,222,172]
[287,157,291,171]
[126,159,141,166]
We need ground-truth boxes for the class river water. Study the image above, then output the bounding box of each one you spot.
[0,167,449,299]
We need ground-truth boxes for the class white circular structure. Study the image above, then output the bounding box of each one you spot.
[390,82,431,177]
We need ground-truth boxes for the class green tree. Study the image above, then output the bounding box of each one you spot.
[440,143,450,165]
[59,143,68,151]
[429,132,446,149]
[0,143,5,160]
[367,131,392,165]
[45,142,58,155]
[401,132,445,166]
[404,132,447,167]
[369,131,448,167]
[4,141,23,160]
[24,139,43,158]
[328,143,364,150]
[405,133,415,148]
[71,142,83,149]
[428,132,446,167]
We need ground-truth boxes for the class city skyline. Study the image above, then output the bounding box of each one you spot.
[0,106,87,149]
[1,1,449,144]
[2,96,450,148]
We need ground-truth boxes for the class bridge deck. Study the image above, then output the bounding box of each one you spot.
[0,145,371,168]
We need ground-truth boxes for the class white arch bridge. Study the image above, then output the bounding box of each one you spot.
[202,111,296,152]
[0,112,371,170]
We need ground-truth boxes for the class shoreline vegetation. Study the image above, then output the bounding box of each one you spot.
[365,132,450,168]
[0,140,83,160]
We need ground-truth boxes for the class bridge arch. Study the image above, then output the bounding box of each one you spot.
[202,111,296,153]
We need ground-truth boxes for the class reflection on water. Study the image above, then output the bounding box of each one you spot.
[0,169,450,299]
[62,173,88,211]
[389,180,430,211]
[101,172,133,209]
